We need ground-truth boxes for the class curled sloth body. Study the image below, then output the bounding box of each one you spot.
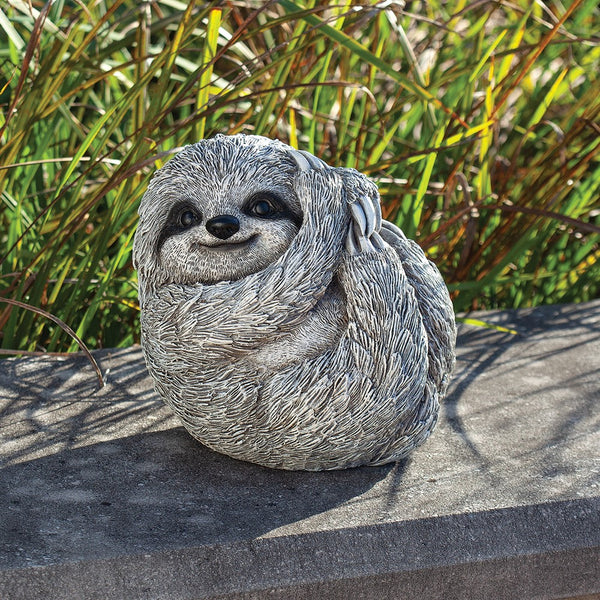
[133,134,456,471]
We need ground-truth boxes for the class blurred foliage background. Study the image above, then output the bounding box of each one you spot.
[0,0,599,354]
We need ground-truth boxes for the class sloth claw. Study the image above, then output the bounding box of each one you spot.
[371,231,386,251]
[347,202,381,255]
[373,194,383,231]
[287,150,384,256]
[346,222,360,255]
[299,150,327,170]
[359,192,382,234]
[289,148,328,172]
[358,195,377,236]
[346,222,375,255]
[359,235,375,253]
[350,202,368,236]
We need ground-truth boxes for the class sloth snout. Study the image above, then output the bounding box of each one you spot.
[206,215,240,240]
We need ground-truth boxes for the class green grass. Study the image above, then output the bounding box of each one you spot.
[1,0,599,354]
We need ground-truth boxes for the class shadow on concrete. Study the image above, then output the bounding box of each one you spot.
[2,301,599,571]
[1,348,397,568]
[442,300,600,498]
[0,347,172,468]
[0,426,395,568]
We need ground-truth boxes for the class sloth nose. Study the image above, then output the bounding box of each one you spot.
[205,215,240,240]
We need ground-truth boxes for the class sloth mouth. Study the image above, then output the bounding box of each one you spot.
[192,234,258,252]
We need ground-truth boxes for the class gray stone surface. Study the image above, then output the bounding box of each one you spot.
[0,300,599,599]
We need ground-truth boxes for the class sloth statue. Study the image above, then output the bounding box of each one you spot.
[133,134,456,471]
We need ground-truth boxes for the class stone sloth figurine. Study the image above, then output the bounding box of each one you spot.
[133,134,456,471]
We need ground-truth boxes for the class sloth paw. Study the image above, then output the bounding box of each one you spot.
[346,200,385,255]
[286,147,385,255]
[335,169,383,252]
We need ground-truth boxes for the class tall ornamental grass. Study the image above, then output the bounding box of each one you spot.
[1,0,599,354]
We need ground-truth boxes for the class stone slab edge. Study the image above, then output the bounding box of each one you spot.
[1,497,599,600]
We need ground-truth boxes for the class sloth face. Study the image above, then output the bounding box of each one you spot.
[134,135,303,289]
[156,187,302,285]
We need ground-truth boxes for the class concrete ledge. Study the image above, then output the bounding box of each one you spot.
[3,499,599,600]
[1,301,599,599]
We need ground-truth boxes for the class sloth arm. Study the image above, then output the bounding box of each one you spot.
[336,247,429,394]
[256,226,435,466]
[328,168,431,399]
[259,179,434,431]
[286,211,431,410]
[146,170,350,355]
[325,167,454,399]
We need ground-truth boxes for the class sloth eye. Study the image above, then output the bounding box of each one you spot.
[251,200,274,217]
[245,193,283,219]
[157,202,203,253]
[178,208,200,228]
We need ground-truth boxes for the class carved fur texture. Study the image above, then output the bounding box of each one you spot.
[133,134,456,471]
